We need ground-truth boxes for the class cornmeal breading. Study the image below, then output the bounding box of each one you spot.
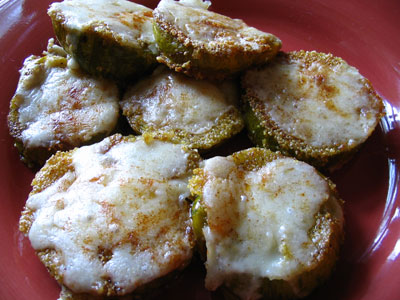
[19,134,201,298]
[153,0,281,80]
[189,148,344,299]
[120,66,244,151]
[48,0,158,80]
[8,39,119,167]
[241,51,385,171]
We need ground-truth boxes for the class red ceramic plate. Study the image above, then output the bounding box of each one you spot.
[1,0,399,299]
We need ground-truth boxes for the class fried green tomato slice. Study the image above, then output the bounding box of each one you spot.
[120,66,244,151]
[189,148,344,299]
[19,134,201,299]
[48,0,158,81]
[8,39,119,168]
[241,51,385,172]
[153,0,282,80]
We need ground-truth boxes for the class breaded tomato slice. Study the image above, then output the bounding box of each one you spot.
[8,39,119,167]
[241,51,385,172]
[19,134,201,299]
[189,148,344,299]
[153,0,281,80]
[120,66,244,151]
[48,0,158,81]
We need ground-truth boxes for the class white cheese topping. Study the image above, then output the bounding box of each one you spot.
[243,53,382,147]
[48,0,156,51]
[121,67,238,134]
[155,0,277,51]
[26,136,195,294]
[15,47,119,148]
[178,0,211,9]
[201,156,332,297]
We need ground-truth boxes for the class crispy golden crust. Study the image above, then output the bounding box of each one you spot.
[241,51,385,172]
[8,48,120,168]
[121,67,244,151]
[125,108,244,152]
[153,2,281,80]
[48,1,158,81]
[189,148,344,299]
[8,55,71,168]
[242,100,356,171]
[19,134,199,298]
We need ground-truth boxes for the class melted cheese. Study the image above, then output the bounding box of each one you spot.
[155,0,278,51]
[15,47,119,148]
[26,136,195,294]
[201,156,331,297]
[243,52,382,147]
[178,0,211,9]
[48,0,156,52]
[121,67,238,134]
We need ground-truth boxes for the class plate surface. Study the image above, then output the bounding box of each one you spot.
[0,0,399,299]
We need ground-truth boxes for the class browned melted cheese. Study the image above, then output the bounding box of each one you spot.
[243,51,384,148]
[22,135,199,296]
